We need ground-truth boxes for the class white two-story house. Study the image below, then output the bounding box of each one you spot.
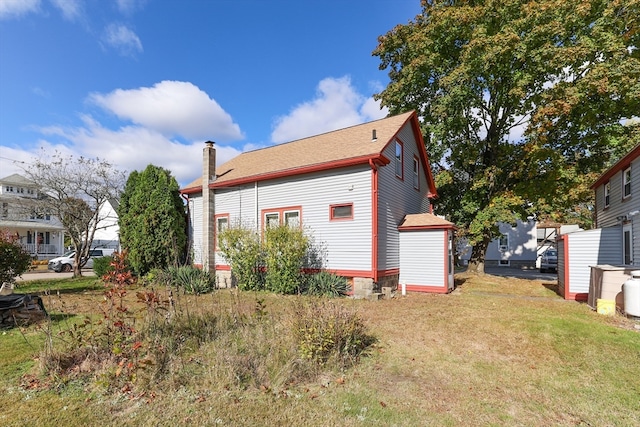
[557,144,640,303]
[0,173,65,260]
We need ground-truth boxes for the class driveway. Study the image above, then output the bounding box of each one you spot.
[483,266,557,281]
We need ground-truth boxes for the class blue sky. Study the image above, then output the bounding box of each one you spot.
[0,0,421,187]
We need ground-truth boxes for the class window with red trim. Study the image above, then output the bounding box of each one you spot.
[330,203,353,221]
[262,206,302,230]
[413,156,419,190]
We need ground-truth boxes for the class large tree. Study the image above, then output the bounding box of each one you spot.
[374,0,639,273]
[118,164,187,276]
[22,151,125,277]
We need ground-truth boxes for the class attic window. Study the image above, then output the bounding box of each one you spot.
[623,167,631,198]
[413,157,419,190]
[395,140,403,179]
[604,182,610,207]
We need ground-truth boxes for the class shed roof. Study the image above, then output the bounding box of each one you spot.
[398,213,456,230]
[182,111,436,194]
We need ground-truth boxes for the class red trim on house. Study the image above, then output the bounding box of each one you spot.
[557,235,569,298]
[591,144,640,189]
[329,203,354,221]
[398,224,457,231]
[209,154,390,190]
[370,159,379,282]
[181,186,202,195]
[407,112,438,199]
[215,264,231,271]
[403,284,449,294]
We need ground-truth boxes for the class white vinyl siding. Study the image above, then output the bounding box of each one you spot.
[596,157,640,228]
[558,227,622,297]
[210,186,257,266]
[213,167,372,272]
[399,229,446,287]
[377,123,431,271]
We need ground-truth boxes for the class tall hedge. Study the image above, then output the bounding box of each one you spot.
[118,165,187,275]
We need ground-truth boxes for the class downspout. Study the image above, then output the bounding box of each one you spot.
[181,193,192,265]
[255,181,259,233]
[369,159,379,282]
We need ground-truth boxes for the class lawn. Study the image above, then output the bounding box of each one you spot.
[1,272,639,426]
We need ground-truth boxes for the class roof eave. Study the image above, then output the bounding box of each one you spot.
[210,154,386,189]
[591,144,640,190]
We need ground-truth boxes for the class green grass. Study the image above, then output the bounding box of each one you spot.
[1,274,639,426]
[15,276,103,294]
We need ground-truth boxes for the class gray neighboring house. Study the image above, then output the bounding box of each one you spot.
[457,220,581,269]
[558,144,640,303]
[0,173,65,260]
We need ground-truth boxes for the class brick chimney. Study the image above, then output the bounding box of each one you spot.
[202,141,216,272]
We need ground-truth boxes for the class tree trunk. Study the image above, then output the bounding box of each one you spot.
[73,264,83,277]
[466,237,490,275]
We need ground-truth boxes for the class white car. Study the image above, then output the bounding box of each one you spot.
[48,248,115,272]
[540,249,558,273]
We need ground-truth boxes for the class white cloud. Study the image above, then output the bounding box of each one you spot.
[270,76,388,143]
[89,80,244,141]
[0,0,40,19]
[50,0,83,22]
[31,86,51,98]
[102,23,143,56]
[116,0,146,15]
[32,115,242,187]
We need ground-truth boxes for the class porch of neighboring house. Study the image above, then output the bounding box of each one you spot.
[7,225,65,260]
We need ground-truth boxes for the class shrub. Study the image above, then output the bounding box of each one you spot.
[218,224,265,290]
[0,229,32,286]
[92,255,114,277]
[264,225,308,294]
[293,300,375,366]
[304,271,350,297]
[170,265,216,294]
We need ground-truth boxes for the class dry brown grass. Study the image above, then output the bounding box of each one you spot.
[2,273,639,426]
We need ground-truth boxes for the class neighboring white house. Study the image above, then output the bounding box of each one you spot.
[0,173,120,258]
[0,173,65,260]
[181,111,455,296]
[90,199,120,250]
[558,144,640,303]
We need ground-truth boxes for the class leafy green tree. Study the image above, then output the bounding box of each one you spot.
[118,165,187,275]
[0,229,32,289]
[374,0,639,272]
